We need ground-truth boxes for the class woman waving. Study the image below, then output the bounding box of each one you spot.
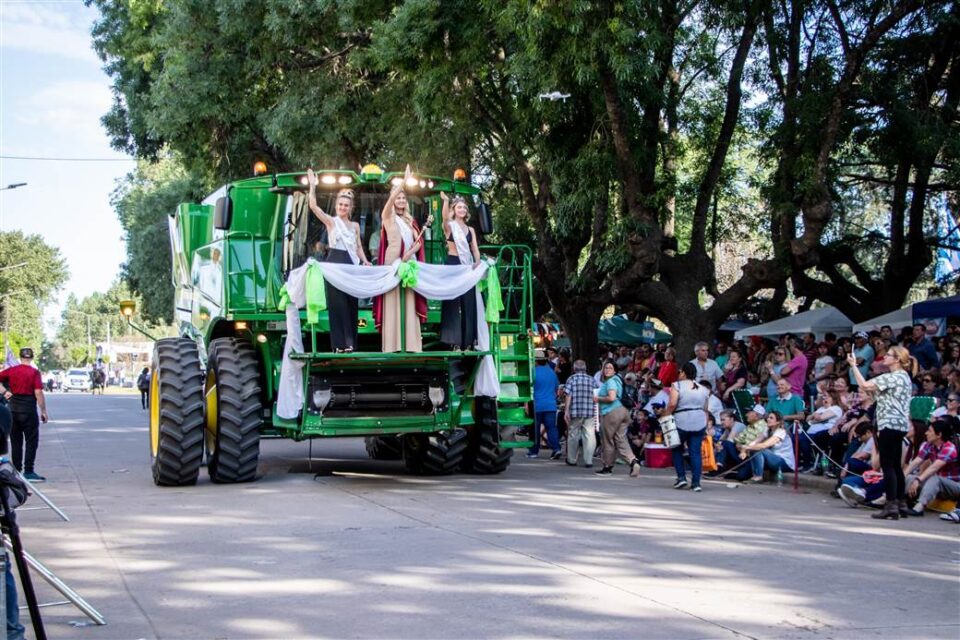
[373,166,430,352]
[439,190,482,351]
[306,168,370,353]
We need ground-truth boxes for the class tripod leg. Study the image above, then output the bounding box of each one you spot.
[1,493,45,640]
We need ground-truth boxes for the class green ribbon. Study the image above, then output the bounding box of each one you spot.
[483,263,503,324]
[397,260,420,288]
[277,284,290,311]
[305,262,327,325]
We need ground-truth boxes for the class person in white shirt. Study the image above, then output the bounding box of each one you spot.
[689,342,722,388]
[739,410,795,482]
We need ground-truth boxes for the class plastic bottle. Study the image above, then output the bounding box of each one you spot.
[820,454,829,474]
[776,468,784,487]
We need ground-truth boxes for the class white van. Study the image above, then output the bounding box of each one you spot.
[63,368,91,392]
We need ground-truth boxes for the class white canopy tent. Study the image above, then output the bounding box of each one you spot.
[852,307,913,334]
[734,307,853,341]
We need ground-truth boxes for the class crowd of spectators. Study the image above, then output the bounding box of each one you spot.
[529,322,960,524]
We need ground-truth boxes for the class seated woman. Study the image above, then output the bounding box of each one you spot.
[373,166,431,353]
[739,410,795,483]
[439,191,482,351]
[306,169,371,352]
[903,417,960,516]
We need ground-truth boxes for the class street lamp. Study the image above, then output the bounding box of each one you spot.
[1,183,26,191]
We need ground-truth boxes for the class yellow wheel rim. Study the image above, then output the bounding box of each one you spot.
[149,368,160,457]
[205,370,218,454]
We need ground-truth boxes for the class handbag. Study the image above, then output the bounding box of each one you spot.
[701,435,718,472]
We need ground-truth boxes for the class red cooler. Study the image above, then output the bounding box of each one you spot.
[644,443,673,468]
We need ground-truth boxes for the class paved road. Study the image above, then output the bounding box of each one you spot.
[13,393,960,639]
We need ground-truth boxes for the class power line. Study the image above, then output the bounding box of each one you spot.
[0,155,136,162]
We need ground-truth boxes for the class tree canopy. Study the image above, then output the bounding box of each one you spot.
[0,231,68,354]
[90,0,958,361]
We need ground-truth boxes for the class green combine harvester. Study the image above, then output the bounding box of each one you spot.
[146,163,535,486]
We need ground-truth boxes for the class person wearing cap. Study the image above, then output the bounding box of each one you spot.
[0,348,48,482]
[848,332,875,389]
[714,405,769,480]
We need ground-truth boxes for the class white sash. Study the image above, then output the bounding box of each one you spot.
[332,217,359,265]
[395,215,415,252]
[450,222,473,265]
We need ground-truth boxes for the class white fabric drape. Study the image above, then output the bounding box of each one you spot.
[275,258,501,419]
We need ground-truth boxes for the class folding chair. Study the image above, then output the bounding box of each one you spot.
[910,396,937,423]
[731,389,755,424]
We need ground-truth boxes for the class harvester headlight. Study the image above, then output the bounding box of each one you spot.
[418,179,426,188]
[235,321,248,331]
[428,385,445,409]
[321,174,336,185]
[312,387,332,415]
[405,176,418,187]
[337,175,352,185]
[391,177,403,187]
[427,180,434,189]
[256,333,267,343]
[299,176,309,186]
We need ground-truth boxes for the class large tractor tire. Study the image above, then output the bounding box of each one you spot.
[364,436,403,461]
[205,338,263,483]
[460,396,512,474]
[403,430,468,475]
[149,338,205,486]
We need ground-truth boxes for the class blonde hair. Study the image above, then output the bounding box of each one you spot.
[336,188,354,201]
[887,345,918,377]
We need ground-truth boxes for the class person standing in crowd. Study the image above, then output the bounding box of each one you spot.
[847,345,915,520]
[689,342,722,388]
[902,418,959,516]
[0,348,49,482]
[773,339,809,397]
[306,169,371,352]
[528,356,561,460]
[594,360,641,477]
[763,347,787,401]
[714,342,729,370]
[907,323,939,372]
[136,367,150,410]
[662,362,710,491]
[657,347,679,387]
[848,332,875,390]
[563,359,600,467]
[811,342,835,395]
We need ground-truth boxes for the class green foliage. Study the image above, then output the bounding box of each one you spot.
[0,231,68,352]
[112,155,205,323]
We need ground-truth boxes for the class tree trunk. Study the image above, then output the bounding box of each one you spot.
[554,302,605,373]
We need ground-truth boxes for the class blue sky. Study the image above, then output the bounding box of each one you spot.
[0,0,135,336]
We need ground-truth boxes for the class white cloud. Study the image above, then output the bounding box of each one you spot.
[0,2,99,65]
[15,79,115,147]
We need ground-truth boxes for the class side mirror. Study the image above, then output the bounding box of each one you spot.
[477,202,493,235]
[214,196,233,230]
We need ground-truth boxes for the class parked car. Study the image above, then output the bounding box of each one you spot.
[63,368,91,392]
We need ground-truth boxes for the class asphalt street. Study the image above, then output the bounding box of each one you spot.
[12,393,960,639]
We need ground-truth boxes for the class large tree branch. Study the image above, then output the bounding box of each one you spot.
[690,9,758,255]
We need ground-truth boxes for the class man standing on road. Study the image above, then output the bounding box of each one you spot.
[529,356,562,460]
[563,360,600,467]
[689,342,722,389]
[0,348,49,482]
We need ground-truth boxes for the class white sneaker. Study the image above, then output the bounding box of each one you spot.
[838,484,865,508]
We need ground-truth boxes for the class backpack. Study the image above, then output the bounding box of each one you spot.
[137,373,150,392]
[616,374,637,409]
[0,460,29,511]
